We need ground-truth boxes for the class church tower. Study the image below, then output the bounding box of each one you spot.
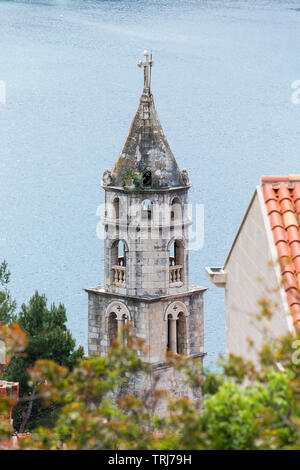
[85,51,206,411]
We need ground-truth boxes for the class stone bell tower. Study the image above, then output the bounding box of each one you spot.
[85,51,206,412]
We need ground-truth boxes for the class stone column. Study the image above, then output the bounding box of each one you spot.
[169,318,177,353]
[117,319,123,339]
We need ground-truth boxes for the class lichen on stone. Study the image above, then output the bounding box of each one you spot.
[110,90,186,189]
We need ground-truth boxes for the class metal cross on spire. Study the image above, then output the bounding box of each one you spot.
[138,50,154,91]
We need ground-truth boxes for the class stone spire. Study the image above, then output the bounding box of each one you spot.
[107,51,188,190]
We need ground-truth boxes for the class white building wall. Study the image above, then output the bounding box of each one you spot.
[225,188,291,362]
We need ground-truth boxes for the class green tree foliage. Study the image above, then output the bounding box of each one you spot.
[0,261,16,325]
[23,332,156,450]
[13,326,300,450]
[1,298,300,449]
[3,292,83,432]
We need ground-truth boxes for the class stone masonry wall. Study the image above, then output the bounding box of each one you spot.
[117,359,203,417]
[88,289,204,363]
[103,188,190,297]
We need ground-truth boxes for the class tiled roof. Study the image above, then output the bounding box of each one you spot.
[262,176,300,330]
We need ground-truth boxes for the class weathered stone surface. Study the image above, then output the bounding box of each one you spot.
[110,90,186,190]
[86,288,206,363]
[114,360,202,417]
[85,60,206,415]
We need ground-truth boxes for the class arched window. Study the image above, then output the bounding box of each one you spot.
[141,199,152,221]
[143,170,152,187]
[176,312,187,354]
[171,197,181,223]
[169,240,184,284]
[166,312,187,355]
[108,312,118,348]
[165,302,189,356]
[111,240,126,286]
[111,240,126,266]
[113,197,120,219]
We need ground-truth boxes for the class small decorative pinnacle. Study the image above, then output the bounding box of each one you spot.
[137,50,154,91]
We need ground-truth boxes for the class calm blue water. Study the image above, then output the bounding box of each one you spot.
[1,0,300,365]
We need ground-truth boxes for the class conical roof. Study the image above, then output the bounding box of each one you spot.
[109,52,187,190]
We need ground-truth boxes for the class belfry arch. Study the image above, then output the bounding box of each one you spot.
[165,302,189,355]
[112,197,120,220]
[168,238,185,286]
[105,302,131,349]
[111,239,128,287]
[170,196,182,222]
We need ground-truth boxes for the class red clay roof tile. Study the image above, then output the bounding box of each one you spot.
[291,303,300,315]
[281,262,295,277]
[286,288,299,307]
[278,184,292,202]
[272,226,288,244]
[276,240,291,258]
[266,199,281,215]
[261,175,300,183]
[297,273,300,289]
[295,199,300,214]
[269,211,284,228]
[263,184,277,201]
[283,211,298,229]
[262,177,300,330]
[280,199,295,213]
[294,256,300,274]
[293,183,300,200]
[286,225,300,241]
[262,175,289,183]
[282,272,297,290]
